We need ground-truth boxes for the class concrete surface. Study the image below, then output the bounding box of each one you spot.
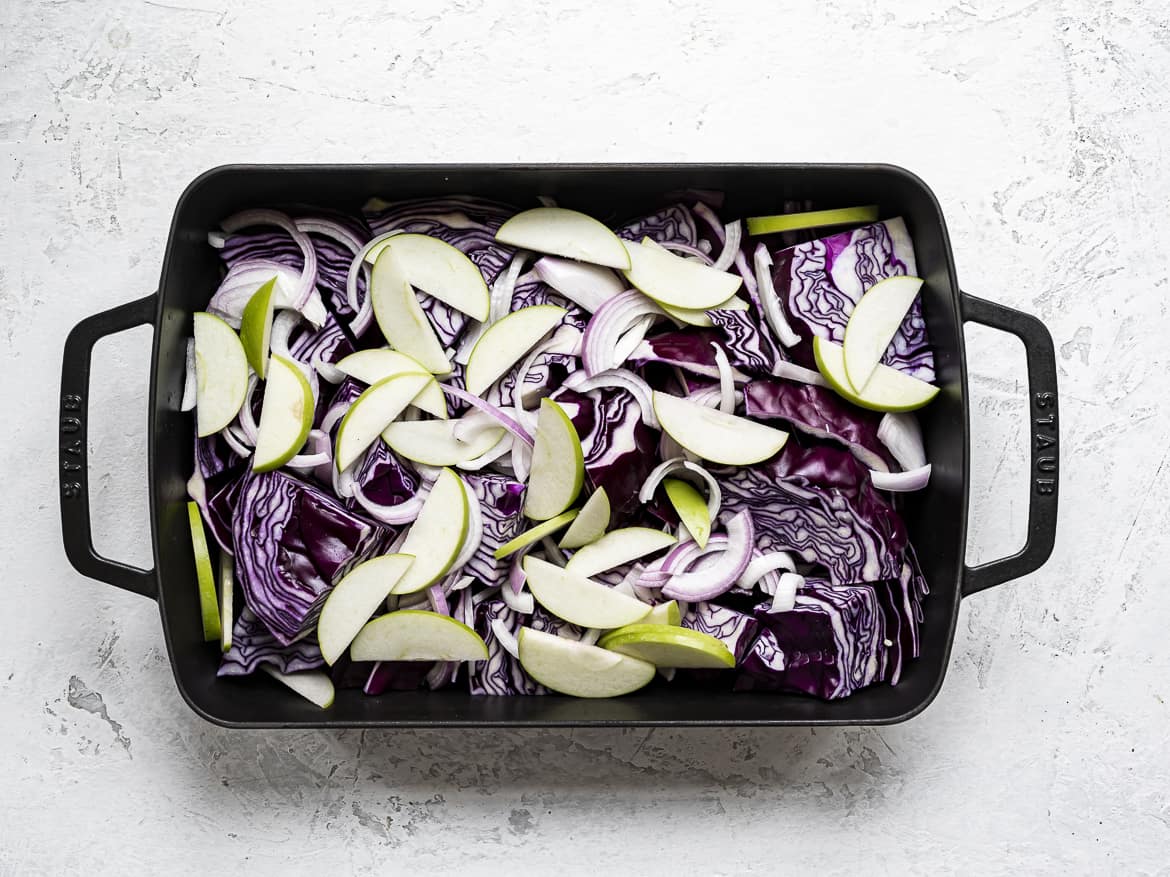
[2,0,1168,873]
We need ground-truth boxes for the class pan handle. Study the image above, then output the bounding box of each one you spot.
[60,294,159,600]
[960,292,1059,597]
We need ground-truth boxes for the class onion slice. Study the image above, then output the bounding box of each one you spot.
[562,368,658,428]
[770,572,804,612]
[739,551,797,588]
[878,412,927,470]
[220,210,318,312]
[440,385,535,445]
[582,289,665,376]
[754,243,801,348]
[711,343,735,413]
[638,458,722,521]
[870,464,932,492]
[661,511,754,602]
[490,619,521,658]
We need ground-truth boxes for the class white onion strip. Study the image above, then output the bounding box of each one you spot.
[491,619,521,658]
[661,511,754,602]
[563,368,658,428]
[449,493,485,572]
[582,289,665,376]
[739,551,797,588]
[440,385,535,445]
[754,243,801,348]
[711,343,735,413]
[878,412,927,470]
[870,464,932,492]
[181,339,197,411]
[770,572,804,612]
[456,251,528,363]
[638,457,722,521]
[711,220,743,272]
[221,210,317,312]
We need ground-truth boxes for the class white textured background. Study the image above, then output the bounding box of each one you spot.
[2,0,1167,873]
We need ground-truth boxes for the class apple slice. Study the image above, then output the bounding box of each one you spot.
[643,600,681,626]
[350,610,488,662]
[652,391,789,466]
[370,247,453,375]
[517,627,654,698]
[745,205,880,236]
[598,624,735,669]
[253,355,314,473]
[558,487,610,548]
[523,398,584,520]
[218,553,234,653]
[317,553,415,665]
[663,478,710,549]
[812,336,939,412]
[334,372,432,471]
[239,277,277,379]
[186,501,221,642]
[381,419,505,467]
[495,207,631,270]
[842,275,925,391]
[260,666,335,709]
[564,527,677,578]
[660,295,749,328]
[335,348,448,419]
[193,312,249,437]
[366,234,489,321]
[464,305,566,395]
[393,469,470,594]
[622,240,742,310]
[493,508,579,560]
[522,556,652,629]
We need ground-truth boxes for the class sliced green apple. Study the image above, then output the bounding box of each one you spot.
[381,419,505,467]
[643,600,682,626]
[239,277,278,379]
[370,247,452,375]
[218,553,234,653]
[598,624,735,669]
[334,372,432,471]
[350,610,488,662]
[192,312,249,437]
[317,554,415,665]
[524,398,584,521]
[464,305,566,395]
[558,487,610,549]
[253,355,314,473]
[335,348,448,419]
[622,240,742,310]
[663,478,710,549]
[186,501,221,642]
[745,205,879,236]
[493,508,579,560]
[260,666,335,708]
[495,207,631,270]
[652,391,789,466]
[522,556,652,629]
[812,336,939,412]
[660,295,749,328]
[563,527,677,578]
[393,469,470,594]
[842,275,925,391]
[366,234,489,321]
[517,627,654,698]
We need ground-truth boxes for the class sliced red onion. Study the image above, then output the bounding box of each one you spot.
[456,430,515,471]
[771,360,828,387]
[533,256,626,313]
[711,343,735,413]
[346,231,399,335]
[294,216,365,255]
[661,511,754,602]
[511,433,533,482]
[688,385,744,410]
[440,386,535,445]
[770,572,803,612]
[871,463,932,492]
[612,314,657,367]
[426,583,451,616]
[629,339,751,382]
[449,491,485,572]
[754,243,801,348]
[235,374,262,444]
[638,458,722,520]
[285,429,332,473]
[207,260,317,328]
[501,573,535,615]
[657,240,715,264]
[878,412,927,470]
[452,409,502,442]
[734,248,759,307]
[351,479,426,526]
[582,289,665,376]
[456,251,528,364]
[313,357,348,384]
[508,551,528,595]
[562,368,658,428]
[739,551,797,588]
[268,309,303,361]
[512,325,582,408]
[711,220,743,272]
[221,424,253,457]
[181,338,197,411]
[490,618,521,658]
[448,574,475,592]
[221,210,317,311]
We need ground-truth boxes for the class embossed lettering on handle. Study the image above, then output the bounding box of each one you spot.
[1033,391,1057,496]
[60,393,85,499]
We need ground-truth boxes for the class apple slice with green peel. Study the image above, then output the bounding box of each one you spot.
[493,508,579,559]
[186,501,221,642]
[317,554,415,665]
[598,624,735,669]
[643,600,682,626]
[842,275,925,391]
[381,419,505,467]
[350,610,488,662]
[495,207,632,270]
[464,305,567,395]
[660,295,749,328]
[260,666,335,708]
[517,627,655,698]
[522,556,652,629]
[524,398,584,521]
[370,248,453,375]
[193,312,249,437]
[334,372,432,471]
[239,277,278,379]
[622,240,742,310]
[218,553,234,653]
[563,527,677,578]
[393,469,470,594]
[558,487,610,548]
[252,355,314,473]
[746,205,880,236]
[663,478,710,549]
[365,234,490,320]
[652,391,789,466]
[335,349,448,419]
[813,336,939,412]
